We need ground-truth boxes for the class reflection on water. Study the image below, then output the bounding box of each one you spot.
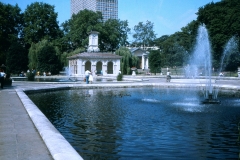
[27,88,240,159]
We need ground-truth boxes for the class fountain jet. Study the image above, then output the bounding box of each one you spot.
[189,24,220,104]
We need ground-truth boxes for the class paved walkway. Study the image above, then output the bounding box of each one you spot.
[0,77,239,160]
[0,85,53,160]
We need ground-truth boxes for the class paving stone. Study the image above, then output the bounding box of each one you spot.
[0,154,17,160]
[17,133,43,143]
[0,135,16,145]
[0,85,53,160]
[0,144,17,157]
[0,122,15,130]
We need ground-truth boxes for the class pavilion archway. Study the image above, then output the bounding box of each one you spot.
[107,61,113,74]
[85,61,91,71]
[96,61,102,74]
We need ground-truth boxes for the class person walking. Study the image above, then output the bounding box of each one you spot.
[85,70,90,84]
[166,71,171,82]
[0,68,5,89]
[89,73,93,84]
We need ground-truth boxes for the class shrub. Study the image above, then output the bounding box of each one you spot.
[27,72,35,81]
[117,73,123,81]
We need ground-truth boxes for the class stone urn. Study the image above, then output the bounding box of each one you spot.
[131,67,137,76]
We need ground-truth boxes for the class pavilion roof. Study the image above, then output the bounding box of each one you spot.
[67,52,122,59]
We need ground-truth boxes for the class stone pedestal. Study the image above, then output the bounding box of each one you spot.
[132,71,136,76]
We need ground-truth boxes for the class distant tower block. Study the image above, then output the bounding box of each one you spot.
[71,0,118,21]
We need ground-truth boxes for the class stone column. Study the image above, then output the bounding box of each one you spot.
[92,65,96,76]
[146,57,149,69]
[103,65,107,75]
[68,61,71,76]
[82,65,85,76]
[142,55,145,69]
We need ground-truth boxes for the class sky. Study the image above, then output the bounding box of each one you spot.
[2,0,221,41]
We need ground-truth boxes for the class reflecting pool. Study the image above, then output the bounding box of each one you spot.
[27,87,240,159]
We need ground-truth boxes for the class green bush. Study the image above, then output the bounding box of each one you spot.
[117,73,123,81]
[27,72,35,81]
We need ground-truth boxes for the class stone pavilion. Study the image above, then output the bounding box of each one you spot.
[67,31,122,76]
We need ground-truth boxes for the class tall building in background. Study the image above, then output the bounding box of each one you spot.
[96,0,118,21]
[71,0,118,21]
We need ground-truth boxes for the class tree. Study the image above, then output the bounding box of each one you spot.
[0,2,23,65]
[66,9,131,52]
[118,20,131,47]
[149,50,162,74]
[100,19,121,51]
[58,20,72,53]
[6,42,28,74]
[28,39,62,74]
[23,2,62,46]
[37,44,61,75]
[179,20,199,51]
[68,9,103,49]
[60,47,85,67]
[100,19,131,52]
[153,21,199,68]
[132,21,157,48]
[196,0,240,70]
[115,47,138,75]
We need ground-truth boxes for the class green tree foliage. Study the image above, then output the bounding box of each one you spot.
[115,47,138,75]
[67,10,131,52]
[28,40,62,74]
[28,42,38,70]
[100,19,121,51]
[149,50,162,74]
[68,9,103,49]
[6,42,28,74]
[61,47,85,67]
[118,20,131,47]
[178,20,199,52]
[100,19,131,52]
[117,73,123,81]
[154,34,189,67]
[197,0,240,70]
[23,2,62,46]
[37,44,61,75]
[153,20,199,68]
[0,2,23,65]
[152,0,240,71]
[58,20,72,52]
[133,21,157,48]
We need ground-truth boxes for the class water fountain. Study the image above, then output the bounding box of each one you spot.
[62,66,78,81]
[219,36,238,74]
[189,25,238,104]
[187,24,220,104]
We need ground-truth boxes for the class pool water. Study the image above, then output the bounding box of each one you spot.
[28,87,240,159]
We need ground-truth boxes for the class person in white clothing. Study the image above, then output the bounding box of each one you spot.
[89,73,93,83]
[85,70,90,84]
